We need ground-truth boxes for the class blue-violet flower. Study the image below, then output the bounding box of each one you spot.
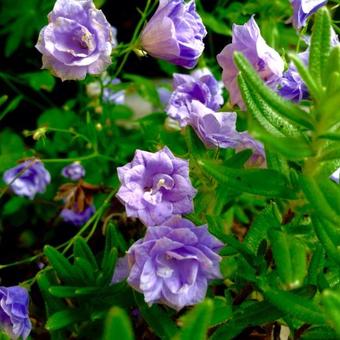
[3,160,51,200]
[127,216,223,310]
[291,0,327,29]
[61,162,85,181]
[116,147,197,226]
[140,0,207,69]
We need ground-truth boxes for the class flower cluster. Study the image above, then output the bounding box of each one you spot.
[0,286,31,340]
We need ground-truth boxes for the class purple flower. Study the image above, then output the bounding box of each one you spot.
[35,0,114,81]
[291,0,327,29]
[112,256,129,284]
[126,216,223,310]
[330,168,340,184]
[279,50,309,102]
[236,132,266,167]
[3,160,51,200]
[0,286,31,340]
[61,162,85,181]
[217,16,284,110]
[189,100,240,148]
[140,0,207,69]
[116,147,197,226]
[167,68,224,127]
[103,77,125,104]
[60,204,95,226]
[157,87,172,107]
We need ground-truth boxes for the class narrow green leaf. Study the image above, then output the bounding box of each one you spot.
[74,257,96,284]
[199,159,295,199]
[103,307,134,340]
[134,292,178,338]
[210,297,232,327]
[0,95,22,121]
[325,47,340,85]
[99,247,118,286]
[290,54,320,99]
[262,287,325,324]
[309,7,331,86]
[244,203,281,254]
[46,309,86,331]
[322,290,340,336]
[234,52,314,129]
[308,244,325,286]
[74,237,98,271]
[44,246,78,284]
[176,299,213,340]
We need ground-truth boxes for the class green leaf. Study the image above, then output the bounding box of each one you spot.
[244,203,281,254]
[308,244,325,285]
[46,309,86,331]
[261,287,325,324]
[74,237,98,271]
[103,307,134,340]
[44,246,78,285]
[176,299,213,340]
[210,297,232,327]
[98,247,118,286]
[22,71,56,92]
[134,292,178,338]
[309,7,331,86]
[322,290,340,336]
[0,95,22,121]
[234,52,314,129]
[199,159,295,198]
[301,326,338,340]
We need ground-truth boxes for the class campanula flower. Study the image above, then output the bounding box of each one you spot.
[3,160,51,200]
[116,147,197,226]
[291,0,327,29]
[217,16,284,110]
[36,0,115,81]
[60,204,95,226]
[167,68,223,126]
[0,286,31,340]
[126,216,223,310]
[61,162,85,181]
[140,0,207,69]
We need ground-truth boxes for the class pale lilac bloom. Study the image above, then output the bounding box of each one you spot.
[140,0,207,69]
[3,160,51,200]
[112,256,129,284]
[0,286,31,340]
[279,50,309,102]
[167,68,224,126]
[127,216,223,310]
[36,0,115,81]
[61,162,85,181]
[291,0,327,29]
[157,87,172,107]
[103,78,125,104]
[116,147,197,226]
[217,16,284,110]
[60,205,95,226]
[330,168,340,184]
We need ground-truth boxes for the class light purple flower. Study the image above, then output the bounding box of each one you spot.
[0,286,31,340]
[330,168,340,184]
[3,160,51,200]
[112,256,129,284]
[35,0,114,81]
[116,147,197,226]
[126,216,223,310]
[291,0,327,29]
[167,68,224,127]
[157,87,172,107]
[279,50,309,102]
[60,204,95,226]
[103,78,125,104]
[61,162,85,181]
[217,16,284,110]
[140,0,207,69]
[188,101,266,165]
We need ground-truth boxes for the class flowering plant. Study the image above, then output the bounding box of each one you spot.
[0,0,339,339]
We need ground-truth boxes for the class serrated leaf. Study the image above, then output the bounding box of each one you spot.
[234,52,314,129]
[103,307,134,340]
